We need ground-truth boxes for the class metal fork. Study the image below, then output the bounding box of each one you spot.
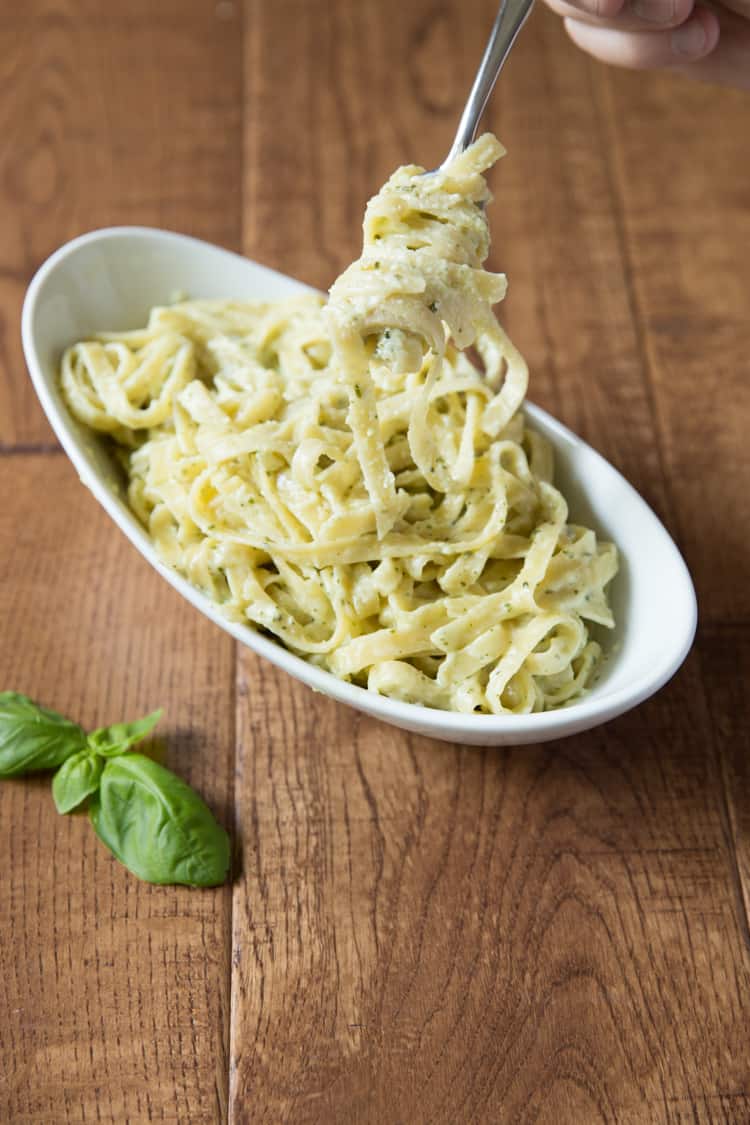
[437,0,535,171]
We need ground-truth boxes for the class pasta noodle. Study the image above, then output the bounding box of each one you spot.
[60,134,618,714]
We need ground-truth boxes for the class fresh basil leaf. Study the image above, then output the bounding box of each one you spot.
[87,708,163,758]
[89,754,230,886]
[0,692,87,778]
[52,750,104,814]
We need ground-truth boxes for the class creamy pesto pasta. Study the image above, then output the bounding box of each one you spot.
[60,134,617,714]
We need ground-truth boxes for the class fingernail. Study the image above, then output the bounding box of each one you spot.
[671,20,706,54]
[631,0,674,23]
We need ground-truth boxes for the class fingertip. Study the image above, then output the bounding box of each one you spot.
[562,14,608,52]
[697,5,721,54]
[564,5,721,68]
[563,14,589,47]
[671,5,720,57]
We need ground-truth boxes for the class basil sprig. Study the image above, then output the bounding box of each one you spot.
[0,693,230,887]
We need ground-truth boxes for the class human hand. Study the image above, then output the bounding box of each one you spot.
[543,0,750,89]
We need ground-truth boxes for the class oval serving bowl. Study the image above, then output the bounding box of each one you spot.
[22,227,697,745]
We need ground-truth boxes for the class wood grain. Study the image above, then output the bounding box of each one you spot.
[0,0,243,447]
[2,1,750,1122]
[597,67,750,1052]
[229,652,750,1124]
[600,68,750,625]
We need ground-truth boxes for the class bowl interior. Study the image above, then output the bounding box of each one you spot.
[22,228,697,744]
[25,228,314,499]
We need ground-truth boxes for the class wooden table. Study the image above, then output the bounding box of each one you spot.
[1,2,749,1122]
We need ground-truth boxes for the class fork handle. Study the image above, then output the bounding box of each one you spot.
[441,0,535,169]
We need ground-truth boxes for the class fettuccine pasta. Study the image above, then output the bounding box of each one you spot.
[60,134,617,714]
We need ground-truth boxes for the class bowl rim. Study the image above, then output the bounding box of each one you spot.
[21,225,698,738]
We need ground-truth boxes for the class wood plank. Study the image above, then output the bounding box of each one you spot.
[0,0,243,448]
[0,5,243,1112]
[599,69,750,624]
[699,626,750,945]
[234,3,750,1121]
[0,467,235,1118]
[229,653,750,1123]
[598,64,750,976]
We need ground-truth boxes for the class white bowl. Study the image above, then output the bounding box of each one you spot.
[22,227,697,745]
